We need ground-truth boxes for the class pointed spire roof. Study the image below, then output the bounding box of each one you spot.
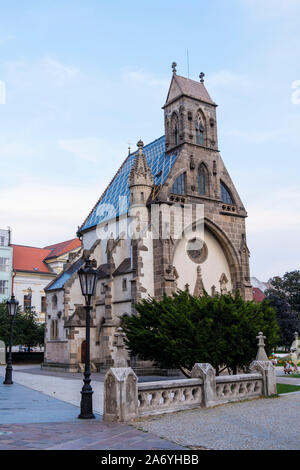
[164,73,216,107]
[129,140,154,187]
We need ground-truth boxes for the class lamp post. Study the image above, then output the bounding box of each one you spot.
[3,295,19,385]
[77,257,98,419]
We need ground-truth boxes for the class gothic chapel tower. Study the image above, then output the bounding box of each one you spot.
[152,63,253,300]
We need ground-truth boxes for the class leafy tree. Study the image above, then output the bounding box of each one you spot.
[0,301,45,351]
[123,291,279,377]
[265,293,299,351]
[265,271,300,316]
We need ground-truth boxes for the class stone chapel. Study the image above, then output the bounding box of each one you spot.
[43,64,253,373]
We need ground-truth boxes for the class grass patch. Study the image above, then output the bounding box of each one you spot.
[280,374,300,379]
[277,383,300,394]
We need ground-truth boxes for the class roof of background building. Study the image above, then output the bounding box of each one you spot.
[46,257,85,291]
[252,288,265,303]
[44,238,81,260]
[12,245,53,274]
[80,135,177,232]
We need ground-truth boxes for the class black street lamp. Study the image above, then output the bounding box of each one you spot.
[77,257,98,419]
[3,295,19,385]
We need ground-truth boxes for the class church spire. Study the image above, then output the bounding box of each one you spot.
[128,140,153,206]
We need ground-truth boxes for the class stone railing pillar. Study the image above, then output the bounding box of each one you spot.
[191,363,217,407]
[250,331,277,396]
[103,367,139,422]
[250,361,277,396]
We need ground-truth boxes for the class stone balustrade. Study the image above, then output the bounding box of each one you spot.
[215,373,263,404]
[103,361,276,422]
[138,378,203,416]
[102,332,277,423]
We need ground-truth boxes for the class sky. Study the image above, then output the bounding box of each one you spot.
[0,0,299,281]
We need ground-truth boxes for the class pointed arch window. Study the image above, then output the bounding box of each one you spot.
[174,125,178,146]
[171,113,179,147]
[198,164,208,195]
[171,172,186,195]
[221,182,234,204]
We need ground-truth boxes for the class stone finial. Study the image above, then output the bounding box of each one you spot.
[199,72,205,83]
[114,327,128,368]
[172,62,177,74]
[185,283,190,292]
[137,140,144,154]
[194,265,205,298]
[256,332,269,361]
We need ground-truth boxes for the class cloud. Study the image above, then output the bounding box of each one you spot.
[0,36,14,46]
[247,186,300,234]
[240,0,300,19]
[58,137,127,165]
[122,70,169,88]
[0,182,103,247]
[43,57,79,84]
[209,70,252,92]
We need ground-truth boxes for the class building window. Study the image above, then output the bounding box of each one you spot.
[122,278,127,291]
[24,294,32,312]
[50,319,58,340]
[52,294,58,310]
[41,296,47,313]
[174,125,178,145]
[0,280,8,295]
[198,164,208,195]
[0,257,9,272]
[0,236,5,246]
[221,182,234,204]
[171,113,179,147]
[171,173,186,195]
[101,283,106,294]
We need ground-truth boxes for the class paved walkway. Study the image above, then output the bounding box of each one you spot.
[0,379,184,450]
[0,365,104,414]
[133,393,300,450]
[1,364,300,450]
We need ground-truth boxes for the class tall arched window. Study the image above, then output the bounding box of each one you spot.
[171,113,179,146]
[198,164,208,195]
[171,173,186,195]
[221,182,234,204]
[174,125,178,146]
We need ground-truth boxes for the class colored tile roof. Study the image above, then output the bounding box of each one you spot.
[252,288,265,303]
[80,136,178,232]
[44,238,81,260]
[46,257,85,291]
[12,245,54,274]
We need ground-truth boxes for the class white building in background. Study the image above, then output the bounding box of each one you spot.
[12,239,81,323]
[0,228,13,302]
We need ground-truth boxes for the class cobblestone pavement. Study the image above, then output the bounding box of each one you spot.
[133,393,300,450]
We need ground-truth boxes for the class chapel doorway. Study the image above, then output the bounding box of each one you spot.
[81,340,86,364]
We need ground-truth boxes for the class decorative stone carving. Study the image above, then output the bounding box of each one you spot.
[191,363,217,407]
[256,331,269,361]
[219,273,228,295]
[103,368,138,422]
[193,266,205,297]
[113,327,128,368]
